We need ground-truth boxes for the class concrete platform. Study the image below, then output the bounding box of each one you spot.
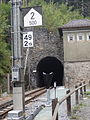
[34,86,69,120]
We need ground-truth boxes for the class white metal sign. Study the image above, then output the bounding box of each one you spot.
[23,31,33,47]
[24,8,42,27]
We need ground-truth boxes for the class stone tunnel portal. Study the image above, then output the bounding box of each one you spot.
[37,56,64,88]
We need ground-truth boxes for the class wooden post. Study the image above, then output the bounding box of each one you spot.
[7,74,10,94]
[89,80,90,85]
[52,98,58,120]
[0,0,2,4]
[0,86,2,97]
[75,85,79,104]
[83,81,86,93]
[66,89,71,116]
[0,86,1,97]
[80,83,83,96]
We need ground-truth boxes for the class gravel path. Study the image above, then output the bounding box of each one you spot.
[70,94,90,120]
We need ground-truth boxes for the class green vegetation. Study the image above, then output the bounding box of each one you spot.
[29,0,83,31]
[73,103,86,114]
[45,0,90,17]
[70,115,79,120]
[84,91,90,95]
[84,91,90,98]
[70,103,86,119]
[0,3,11,91]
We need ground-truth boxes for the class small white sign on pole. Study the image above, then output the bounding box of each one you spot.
[23,31,33,47]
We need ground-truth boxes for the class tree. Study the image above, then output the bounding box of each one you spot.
[0,0,10,4]
[0,3,11,91]
[29,0,83,31]
[64,0,90,17]
[44,0,90,17]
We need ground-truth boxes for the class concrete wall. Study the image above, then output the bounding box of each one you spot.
[63,29,90,61]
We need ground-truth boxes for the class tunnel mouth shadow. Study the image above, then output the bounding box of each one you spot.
[37,56,64,88]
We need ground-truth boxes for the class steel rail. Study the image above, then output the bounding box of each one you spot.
[0,87,46,119]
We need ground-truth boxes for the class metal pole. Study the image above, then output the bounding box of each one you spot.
[54,82,56,99]
[47,89,50,105]
[7,74,10,94]
[11,0,25,113]
[24,47,29,76]
[26,0,28,6]
[81,0,84,16]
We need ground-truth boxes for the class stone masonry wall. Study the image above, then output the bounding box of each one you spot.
[23,27,90,89]
[23,27,64,89]
[64,62,90,88]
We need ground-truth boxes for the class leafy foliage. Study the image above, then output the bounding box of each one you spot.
[0,41,11,78]
[0,3,10,41]
[29,0,83,31]
[0,3,11,89]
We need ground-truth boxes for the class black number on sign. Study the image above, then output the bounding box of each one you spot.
[31,12,35,20]
[28,34,32,40]
[24,35,28,40]
[24,41,28,46]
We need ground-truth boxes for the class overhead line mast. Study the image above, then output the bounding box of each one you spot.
[10,0,25,116]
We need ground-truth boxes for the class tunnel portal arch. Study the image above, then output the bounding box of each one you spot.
[37,56,64,87]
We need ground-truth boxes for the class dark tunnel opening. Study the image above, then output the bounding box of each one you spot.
[37,56,64,88]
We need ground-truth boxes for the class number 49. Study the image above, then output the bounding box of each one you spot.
[24,34,32,40]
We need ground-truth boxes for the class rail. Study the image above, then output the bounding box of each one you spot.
[0,87,46,119]
[52,81,89,120]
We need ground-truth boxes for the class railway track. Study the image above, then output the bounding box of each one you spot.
[0,87,46,119]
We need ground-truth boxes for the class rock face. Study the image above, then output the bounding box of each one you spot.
[23,27,64,89]
[64,62,90,87]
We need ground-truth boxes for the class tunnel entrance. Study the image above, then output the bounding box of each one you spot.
[37,56,64,88]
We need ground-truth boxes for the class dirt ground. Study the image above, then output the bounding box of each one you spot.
[70,92,90,120]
